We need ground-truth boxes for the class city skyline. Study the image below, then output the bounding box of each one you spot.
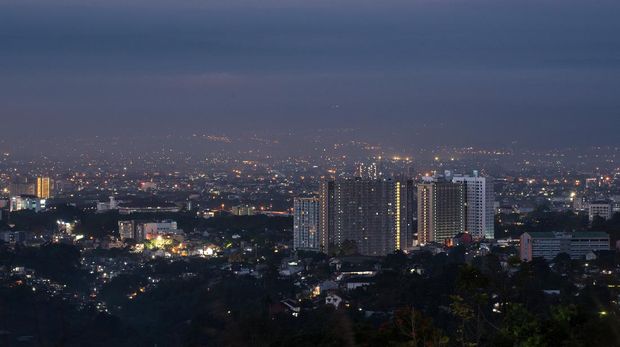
[2,1,620,345]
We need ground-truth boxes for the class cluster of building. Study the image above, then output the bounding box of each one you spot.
[231,204,256,216]
[2,176,53,213]
[8,176,53,199]
[96,196,182,215]
[293,171,494,256]
[118,220,184,242]
[418,170,495,243]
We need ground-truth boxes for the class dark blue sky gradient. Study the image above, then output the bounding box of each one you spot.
[1,0,619,148]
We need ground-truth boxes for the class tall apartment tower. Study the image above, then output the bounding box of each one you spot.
[36,177,52,199]
[9,177,35,197]
[452,171,495,239]
[319,178,413,256]
[293,197,321,251]
[319,180,335,254]
[417,179,465,245]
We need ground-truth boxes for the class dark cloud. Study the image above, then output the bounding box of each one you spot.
[1,0,619,148]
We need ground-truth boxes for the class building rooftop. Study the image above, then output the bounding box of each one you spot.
[526,232,556,239]
[572,231,609,239]
[118,201,177,208]
[526,231,608,239]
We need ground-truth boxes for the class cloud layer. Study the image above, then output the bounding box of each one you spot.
[1,0,619,147]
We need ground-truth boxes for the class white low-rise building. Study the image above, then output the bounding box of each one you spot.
[520,231,609,262]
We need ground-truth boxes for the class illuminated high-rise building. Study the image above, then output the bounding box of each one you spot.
[36,177,52,199]
[417,179,465,245]
[293,197,320,251]
[319,180,335,253]
[452,171,495,239]
[319,177,414,256]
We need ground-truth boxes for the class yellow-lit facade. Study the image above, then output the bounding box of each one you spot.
[36,177,51,199]
[395,182,401,250]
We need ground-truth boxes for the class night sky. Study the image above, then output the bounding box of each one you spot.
[2,0,620,148]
